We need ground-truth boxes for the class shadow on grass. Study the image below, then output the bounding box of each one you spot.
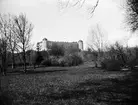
[2,70,138,105]
[26,69,68,74]
[6,69,68,76]
[46,88,98,100]
[42,71,138,104]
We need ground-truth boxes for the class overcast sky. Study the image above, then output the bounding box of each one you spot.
[0,0,137,49]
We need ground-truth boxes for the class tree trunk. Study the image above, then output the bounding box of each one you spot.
[4,52,7,76]
[1,53,7,76]
[23,49,27,73]
[0,65,2,74]
[33,64,36,69]
[11,51,15,69]
[94,61,98,68]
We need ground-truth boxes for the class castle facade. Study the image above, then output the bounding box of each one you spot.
[37,38,83,51]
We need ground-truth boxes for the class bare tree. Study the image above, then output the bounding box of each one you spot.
[0,14,10,75]
[87,24,107,67]
[114,42,127,65]
[126,0,138,32]
[58,0,99,17]
[36,42,41,52]
[105,41,129,68]
[13,13,33,72]
[5,14,19,69]
[88,24,106,53]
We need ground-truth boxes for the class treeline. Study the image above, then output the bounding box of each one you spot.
[0,13,84,75]
[87,42,138,71]
[0,13,33,75]
[0,39,84,75]
[25,43,83,68]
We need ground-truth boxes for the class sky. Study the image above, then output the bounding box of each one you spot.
[0,0,137,49]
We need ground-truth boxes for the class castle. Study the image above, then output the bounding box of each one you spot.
[36,38,83,51]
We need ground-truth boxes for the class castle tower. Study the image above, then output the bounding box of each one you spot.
[36,42,40,51]
[78,40,83,51]
[42,38,48,51]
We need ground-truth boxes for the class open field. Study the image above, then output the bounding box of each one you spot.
[0,63,138,105]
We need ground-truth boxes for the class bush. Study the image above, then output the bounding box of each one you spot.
[127,58,138,69]
[78,52,85,61]
[101,59,121,71]
[58,54,83,67]
[101,60,107,69]
[29,51,44,68]
[65,47,80,55]
[50,56,59,66]
[40,53,83,67]
[65,55,73,66]
[35,52,44,66]
[41,51,49,59]
[49,43,64,57]
[107,60,121,71]
[58,55,72,66]
[40,56,60,67]
[58,57,66,67]
[70,54,83,66]
[40,58,51,66]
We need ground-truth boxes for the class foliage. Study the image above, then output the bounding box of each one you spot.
[0,13,33,73]
[28,50,44,68]
[126,0,138,32]
[127,58,138,69]
[64,46,80,55]
[82,51,94,61]
[77,52,85,61]
[41,58,51,66]
[13,13,34,72]
[50,56,59,66]
[0,15,10,75]
[29,51,49,67]
[58,54,83,66]
[101,59,121,71]
[41,51,49,59]
[49,43,64,57]
[100,42,131,70]
[126,47,138,69]
[63,55,73,66]
[70,54,83,66]
[87,24,107,67]
[104,42,128,67]
[40,54,83,67]
[103,44,138,70]
[35,52,44,66]
[58,57,66,67]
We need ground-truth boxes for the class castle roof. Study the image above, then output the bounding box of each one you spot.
[43,38,47,40]
[78,40,83,42]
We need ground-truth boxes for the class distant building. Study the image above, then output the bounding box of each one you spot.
[36,38,83,51]
[78,40,83,51]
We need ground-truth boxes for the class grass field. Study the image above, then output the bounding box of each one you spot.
[0,63,138,105]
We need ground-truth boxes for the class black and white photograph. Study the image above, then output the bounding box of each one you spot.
[0,0,138,105]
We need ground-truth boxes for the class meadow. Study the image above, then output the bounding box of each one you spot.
[0,62,138,105]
